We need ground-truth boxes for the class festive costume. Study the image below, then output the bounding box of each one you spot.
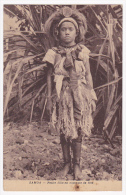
[43,6,97,179]
[43,43,97,140]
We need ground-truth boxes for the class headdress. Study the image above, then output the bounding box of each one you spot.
[44,6,87,43]
[58,17,78,30]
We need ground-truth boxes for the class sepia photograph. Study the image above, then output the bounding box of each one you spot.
[2,2,124,191]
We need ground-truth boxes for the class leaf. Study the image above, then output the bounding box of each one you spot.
[20,32,42,52]
[109,5,122,27]
[96,89,105,103]
[90,53,111,60]
[23,63,46,75]
[89,6,107,33]
[94,77,122,90]
[105,84,116,119]
[4,6,20,19]
[5,65,12,116]
[109,117,117,140]
[3,50,39,117]
[104,104,119,129]
[4,49,17,57]
[22,78,43,97]
[18,74,24,108]
[40,97,47,123]
[107,21,115,69]
[30,83,47,122]
[95,35,108,77]
[3,61,24,117]
[29,5,41,31]
[99,59,112,73]
[87,22,101,38]
[93,102,103,118]
[113,92,122,107]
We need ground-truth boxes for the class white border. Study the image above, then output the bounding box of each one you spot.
[0,0,126,195]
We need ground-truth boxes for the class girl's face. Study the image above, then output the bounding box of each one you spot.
[59,21,77,46]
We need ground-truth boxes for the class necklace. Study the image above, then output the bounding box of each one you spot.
[59,43,77,49]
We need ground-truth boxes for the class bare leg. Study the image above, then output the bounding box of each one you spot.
[72,133,84,180]
[57,134,71,179]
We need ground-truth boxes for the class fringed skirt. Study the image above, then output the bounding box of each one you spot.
[51,80,94,140]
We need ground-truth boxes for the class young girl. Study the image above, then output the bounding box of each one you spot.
[43,6,97,180]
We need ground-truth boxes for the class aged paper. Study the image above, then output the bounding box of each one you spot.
[3,180,122,191]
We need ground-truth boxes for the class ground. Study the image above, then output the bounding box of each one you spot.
[3,121,122,180]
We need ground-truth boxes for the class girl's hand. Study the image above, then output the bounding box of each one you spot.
[91,100,96,113]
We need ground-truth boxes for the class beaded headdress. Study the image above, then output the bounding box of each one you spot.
[44,6,87,43]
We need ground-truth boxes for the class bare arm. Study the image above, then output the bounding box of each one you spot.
[84,57,97,112]
[85,58,93,89]
[47,63,53,115]
[47,63,52,98]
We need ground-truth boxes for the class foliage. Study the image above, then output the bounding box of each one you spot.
[3,5,122,142]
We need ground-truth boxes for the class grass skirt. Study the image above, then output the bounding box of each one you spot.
[51,81,94,140]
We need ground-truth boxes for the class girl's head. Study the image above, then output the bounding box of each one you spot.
[45,6,87,44]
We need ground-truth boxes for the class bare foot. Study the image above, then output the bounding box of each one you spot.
[74,164,84,180]
[57,163,71,179]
